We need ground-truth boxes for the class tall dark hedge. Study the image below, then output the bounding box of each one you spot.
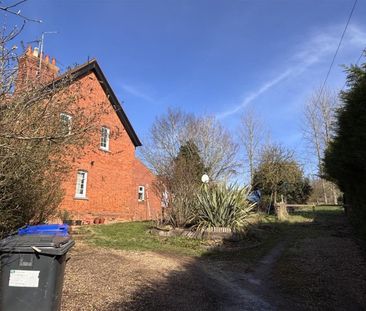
[323,59,366,236]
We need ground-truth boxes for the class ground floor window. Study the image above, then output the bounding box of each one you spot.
[138,186,145,201]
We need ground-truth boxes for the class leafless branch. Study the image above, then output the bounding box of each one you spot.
[238,108,267,185]
[0,0,42,23]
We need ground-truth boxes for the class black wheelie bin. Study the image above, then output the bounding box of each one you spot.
[0,224,74,311]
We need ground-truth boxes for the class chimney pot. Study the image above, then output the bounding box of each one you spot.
[33,47,39,57]
[44,55,50,63]
[51,58,56,66]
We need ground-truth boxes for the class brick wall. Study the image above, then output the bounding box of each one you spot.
[133,159,162,220]
[16,46,59,91]
[59,71,139,223]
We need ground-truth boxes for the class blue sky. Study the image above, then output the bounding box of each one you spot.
[5,0,366,179]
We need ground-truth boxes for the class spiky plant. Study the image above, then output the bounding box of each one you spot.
[191,183,256,231]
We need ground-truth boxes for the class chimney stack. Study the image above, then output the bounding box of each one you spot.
[15,45,60,92]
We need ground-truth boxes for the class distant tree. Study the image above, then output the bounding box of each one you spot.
[303,87,339,204]
[253,145,297,204]
[283,177,312,205]
[308,177,340,205]
[324,56,366,234]
[253,144,311,218]
[239,109,266,185]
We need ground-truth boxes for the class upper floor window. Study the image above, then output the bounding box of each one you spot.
[138,186,145,201]
[100,126,110,151]
[60,113,72,135]
[75,170,88,199]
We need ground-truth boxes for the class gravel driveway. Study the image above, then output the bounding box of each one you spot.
[62,210,366,311]
[61,241,276,311]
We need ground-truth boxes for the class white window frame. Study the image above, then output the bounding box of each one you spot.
[75,170,88,199]
[138,186,145,201]
[60,113,72,135]
[100,126,110,151]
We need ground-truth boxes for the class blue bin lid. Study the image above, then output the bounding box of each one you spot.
[18,224,69,236]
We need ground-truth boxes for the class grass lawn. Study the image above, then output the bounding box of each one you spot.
[78,206,345,260]
[80,221,206,256]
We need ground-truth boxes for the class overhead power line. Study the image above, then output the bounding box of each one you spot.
[354,48,366,65]
[319,0,358,96]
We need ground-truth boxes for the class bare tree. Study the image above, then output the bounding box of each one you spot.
[0,0,42,23]
[142,108,240,182]
[308,177,340,205]
[303,87,339,204]
[238,108,266,185]
[141,108,191,179]
[187,116,239,180]
[141,108,240,224]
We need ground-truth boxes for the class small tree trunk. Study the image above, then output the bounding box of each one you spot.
[249,158,254,187]
[273,190,277,205]
[331,183,338,205]
[321,179,328,204]
[275,202,289,221]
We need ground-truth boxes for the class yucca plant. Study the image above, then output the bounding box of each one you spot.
[190,183,256,231]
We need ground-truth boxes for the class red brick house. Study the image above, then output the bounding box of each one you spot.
[17,47,161,223]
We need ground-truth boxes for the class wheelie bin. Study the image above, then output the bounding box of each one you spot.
[0,224,74,311]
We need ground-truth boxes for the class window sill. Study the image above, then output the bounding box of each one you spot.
[74,196,89,201]
[99,147,111,153]
[138,200,145,203]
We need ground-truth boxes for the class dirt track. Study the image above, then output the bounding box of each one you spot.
[62,211,366,311]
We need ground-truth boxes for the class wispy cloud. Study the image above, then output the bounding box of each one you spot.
[121,83,155,103]
[217,24,366,119]
[346,24,366,46]
[217,69,293,118]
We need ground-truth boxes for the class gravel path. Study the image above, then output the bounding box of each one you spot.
[61,241,278,311]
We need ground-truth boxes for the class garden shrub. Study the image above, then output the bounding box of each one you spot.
[190,183,255,231]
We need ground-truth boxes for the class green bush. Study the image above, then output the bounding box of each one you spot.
[190,184,255,231]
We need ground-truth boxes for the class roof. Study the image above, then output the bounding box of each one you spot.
[58,59,142,147]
